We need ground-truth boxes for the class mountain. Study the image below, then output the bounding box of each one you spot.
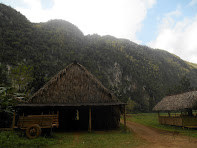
[1,3,197,112]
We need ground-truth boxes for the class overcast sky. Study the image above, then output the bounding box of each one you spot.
[1,0,197,64]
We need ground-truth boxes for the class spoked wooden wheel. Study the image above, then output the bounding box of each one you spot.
[26,124,41,139]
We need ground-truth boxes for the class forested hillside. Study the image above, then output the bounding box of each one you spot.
[1,3,197,112]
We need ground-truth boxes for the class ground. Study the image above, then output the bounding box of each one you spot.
[122,120,197,148]
[49,129,143,148]
[50,119,197,148]
[2,113,197,147]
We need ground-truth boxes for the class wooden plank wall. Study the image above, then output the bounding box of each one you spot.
[158,116,197,127]
[17,114,58,128]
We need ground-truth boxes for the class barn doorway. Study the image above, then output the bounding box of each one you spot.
[58,107,89,131]
[57,106,120,131]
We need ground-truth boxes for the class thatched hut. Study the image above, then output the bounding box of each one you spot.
[153,91,197,128]
[16,62,126,131]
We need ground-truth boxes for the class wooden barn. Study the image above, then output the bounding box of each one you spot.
[153,91,197,128]
[16,62,126,131]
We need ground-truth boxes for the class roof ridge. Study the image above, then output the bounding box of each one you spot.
[28,62,122,105]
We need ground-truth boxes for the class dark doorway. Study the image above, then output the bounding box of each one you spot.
[58,107,89,131]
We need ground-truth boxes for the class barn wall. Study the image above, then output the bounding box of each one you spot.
[158,116,197,127]
[17,105,121,130]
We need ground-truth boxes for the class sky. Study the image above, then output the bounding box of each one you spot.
[0,0,197,64]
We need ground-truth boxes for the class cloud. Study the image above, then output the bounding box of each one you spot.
[13,0,156,43]
[188,0,197,7]
[148,10,197,64]
[40,0,54,10]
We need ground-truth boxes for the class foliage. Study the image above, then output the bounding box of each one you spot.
[10,64,33,92]
[167,76,195,95]
[0,64,9,86]
[0,131,58,148]
[0,87,18,127]
[126,98,137,113]
[0,3,197,112]
[0,87,17,113]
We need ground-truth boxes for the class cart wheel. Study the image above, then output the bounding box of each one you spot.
[26,124,41,139]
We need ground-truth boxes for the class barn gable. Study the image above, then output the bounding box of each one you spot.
[29,62,122,105]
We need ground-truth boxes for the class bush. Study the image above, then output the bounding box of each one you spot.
[0,131,58,148]
[0,87,16,128]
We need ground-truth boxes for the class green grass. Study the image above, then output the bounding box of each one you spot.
[50,132,142,148]
[0,131,59,148]
[50,125,145,148]
[127,113,197,138]
[0,125,145,148]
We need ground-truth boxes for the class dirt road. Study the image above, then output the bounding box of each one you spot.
[121,120,197,148]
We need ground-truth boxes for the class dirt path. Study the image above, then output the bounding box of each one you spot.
[121,120,197,148]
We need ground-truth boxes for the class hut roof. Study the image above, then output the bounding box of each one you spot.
[19,62,124,107]
[153,91,197,111]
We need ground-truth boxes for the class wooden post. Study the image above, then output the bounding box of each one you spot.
[21,113,24,127]
[188,109,193,116]
[157,112,161,124]
[12,111,16,130]
[88,106,92,132]
[57,111,59,128]
[40,112,43,126]
[123,105,126,132]
[168,112,171,117]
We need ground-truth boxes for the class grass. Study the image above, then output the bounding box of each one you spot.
[0,125,145,148]
[127,113,197,138]
[50,125,145,148]
[0,130,59,148]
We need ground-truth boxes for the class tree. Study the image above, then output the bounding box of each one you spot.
[167,76,192,95]
[0,87,17,128]
[0,64,9,86]
[126,98,137,113]
[10,64,33,92]
[179,76,191,92]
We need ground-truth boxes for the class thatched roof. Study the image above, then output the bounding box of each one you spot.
[153,91,197,111]
[18,62,124,107]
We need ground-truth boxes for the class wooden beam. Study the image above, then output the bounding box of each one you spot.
[158,112,160,117]
[12,111,16,130]
[21,113,25,127]
[88,106,92,132]
[123,105,126,132]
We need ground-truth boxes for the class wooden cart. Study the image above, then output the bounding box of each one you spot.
[13,112,59,139]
